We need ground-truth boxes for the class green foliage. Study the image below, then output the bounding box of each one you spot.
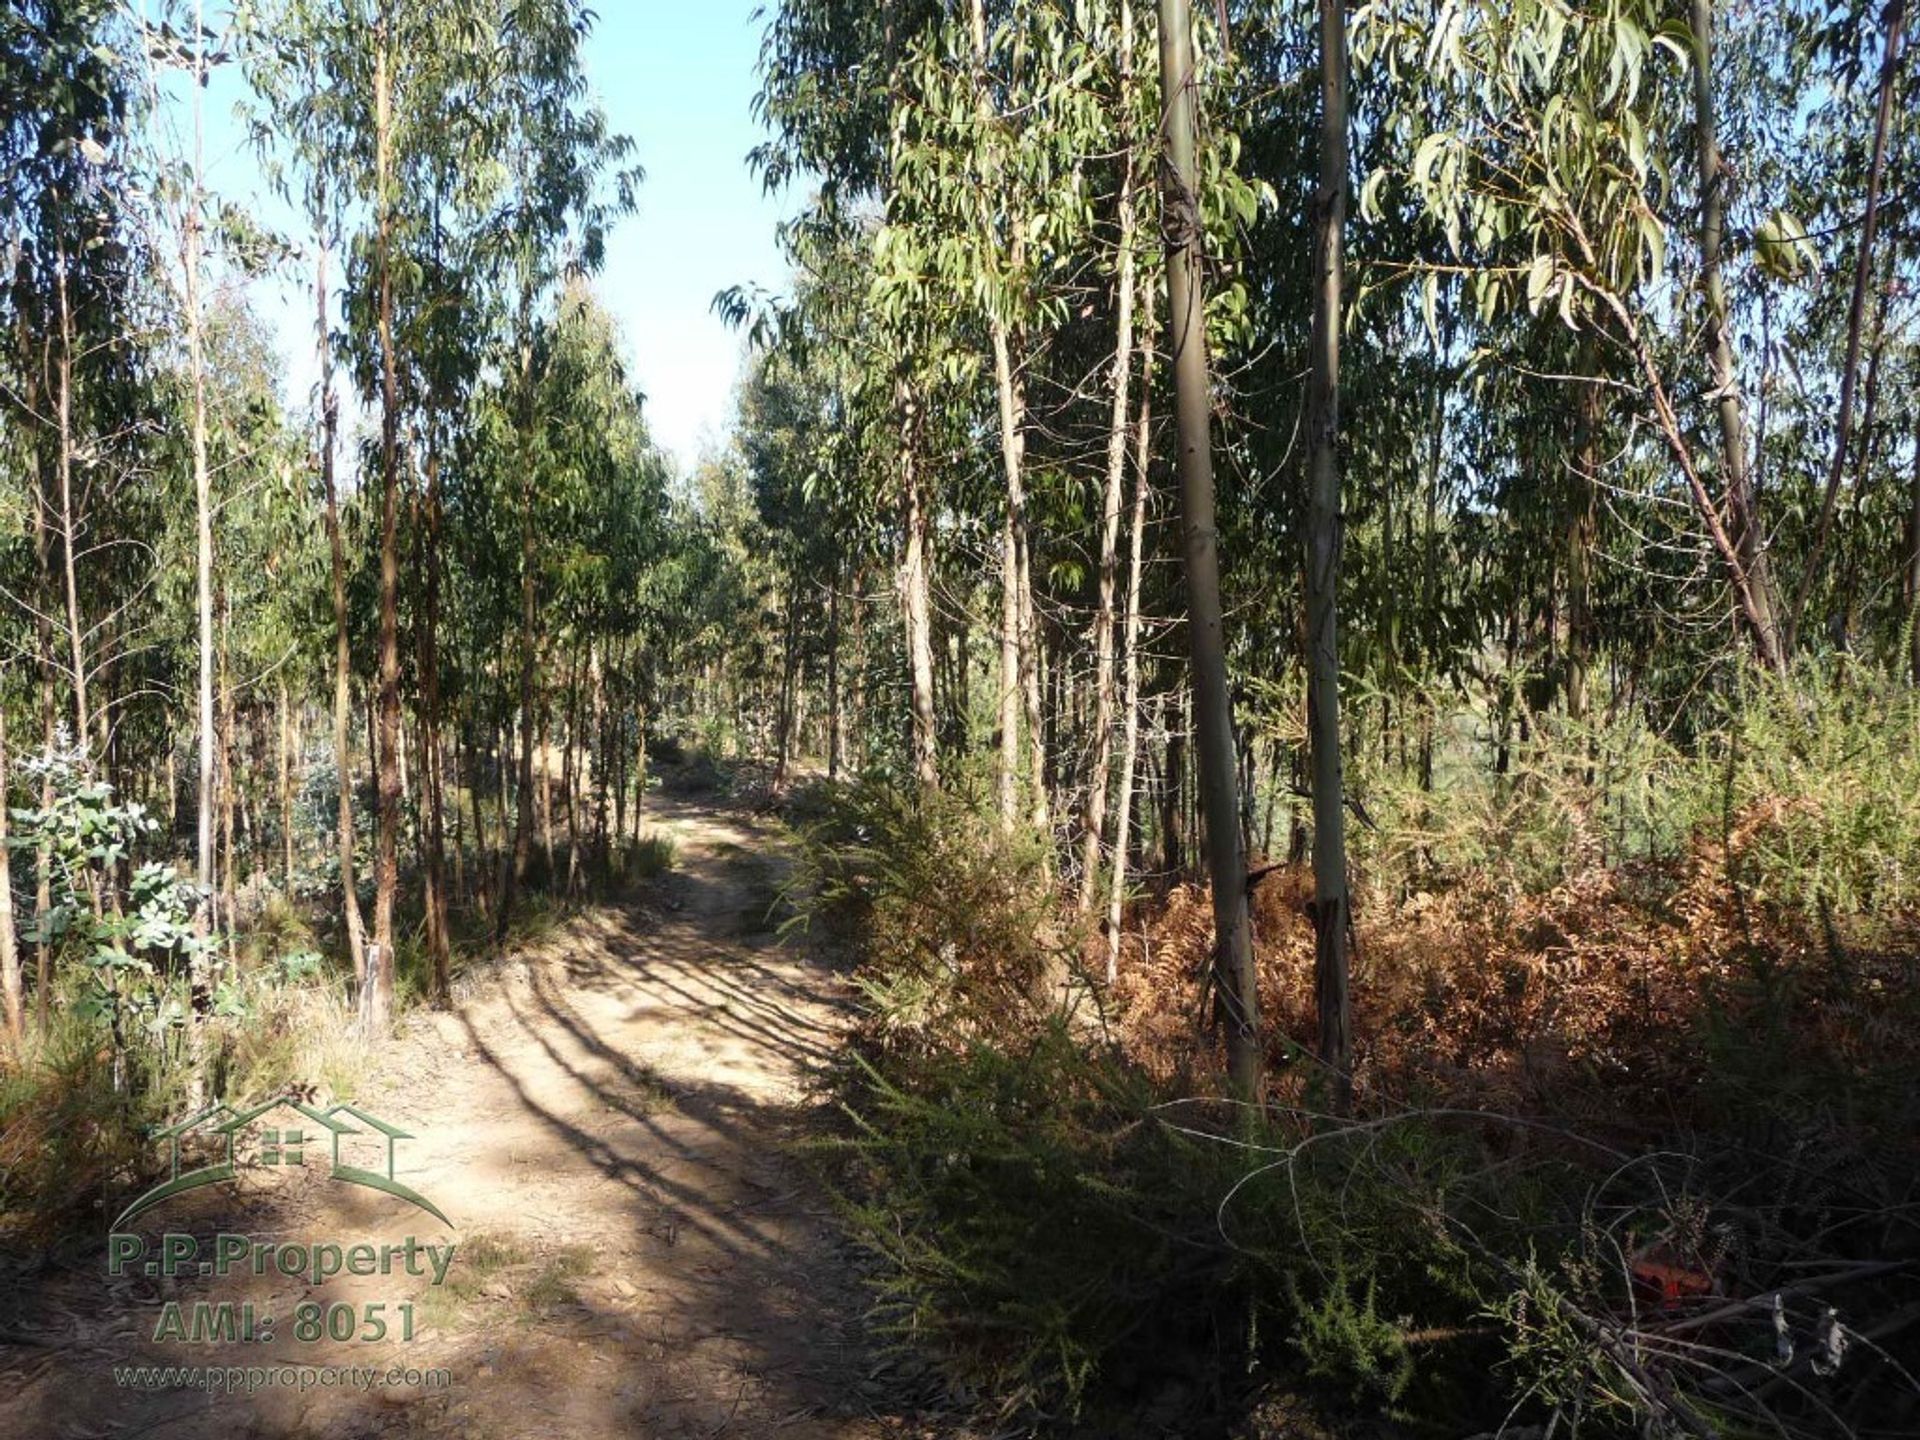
[9,739,210,1051]
[785,777,1065,1044]
[1337,663,1920,944]
[0,998,178,1243]
[1283,1266,1415,1409]
[622,831,676,883]
[1689,664,1920,935]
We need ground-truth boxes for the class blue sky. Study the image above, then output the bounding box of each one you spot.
[585,1,799,467]
[184,1,795,473]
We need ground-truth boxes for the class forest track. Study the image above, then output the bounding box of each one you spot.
[1,792,949,1440]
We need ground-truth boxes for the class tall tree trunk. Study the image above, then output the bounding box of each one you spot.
[500,301,540,943]
[563,652,582,897]
[1021,542,1049,839]
[1788,0,1905,653]
[1082,86,1140,909]
[968,0,1032,832]
[1161,705,1185,874]
[633,705,649,833]
[826,556,844,778]
[0,703,21,1043]
[1106,336,1155,981]
[992,354,1029,829]
[590,641,610,875]
[184,6,216,1070]
[774,585,799,788]
[1909,411,1920,684]
[218,595,237,953]
[1157,0,1260,1098]
[279,680,295,892]
[1690,0,1787,673]
[458,722,482,913]
[1306,0,1353,1109]
[1835,270,1893,640]
[316,221,366,985]
[29,422,55,1033]
[540,686,557,878]
[367,27,399,1031]
[496,719,513,904]
[53,252,87,743]
[419,435,452,1002]
[1567,362,1599,725]
[899,381,939,787]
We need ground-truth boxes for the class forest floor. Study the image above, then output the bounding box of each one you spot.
[1,792,958,1440]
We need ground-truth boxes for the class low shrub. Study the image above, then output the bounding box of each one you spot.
[784,776,1072,1051]
[623,830,677,882]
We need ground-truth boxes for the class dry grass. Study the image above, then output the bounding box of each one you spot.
[1105,800,1920,1124]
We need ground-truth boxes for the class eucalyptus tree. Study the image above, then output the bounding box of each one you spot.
[1783,0,1906,655]
[524,282,669,875]
[0,695,19,1041]
[876,5,1044,815]
[736,320,852,788]
[134,1,228,999]
[1361,0,1795,675]
[482,4,639,943]
[754,0,947,787]
[1155,0,1260,1095]
[244,0,367,985]
[1302,0,1351,1106]
[1,0,144,760]
[1079,0,1155,913]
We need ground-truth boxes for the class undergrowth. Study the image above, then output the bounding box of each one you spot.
[791,667,1920,1438]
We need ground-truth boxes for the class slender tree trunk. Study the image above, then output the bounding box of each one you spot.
[399,706,413,809]
[420,434,452,1002]
[563,654,582,897]
[1788,0,1905,653]
[458,722,483,914]
[992,333,1028,830]
[774,585,799,788]
[1106,342,1155,981]
[633,707,649,831]
[1690,0,1787,674]
[367,28,400,1030]
[1567,363,1599,725]
[53,253,87,743]
[1835,274,1892,639]
[966,0,1031,831]
[29,429,55,1033]
[1305,0,1353,1109]
[182,8,216,1075]
[1082,35,1140,911]
[495,720,512,906]
[278,680,295,892]
[899,381,939,787]
[1021,541,1048,839]
[0,703,21,1043]
[316,222,366,985]
[501,299,540,943]
[540,685,557,877]
[1156,0,1260,1098]
[826,556,844,778]
[1909,412,1920,683]
[218,594,237,948]
[590,641,610,875]
[1162,709,1185,874]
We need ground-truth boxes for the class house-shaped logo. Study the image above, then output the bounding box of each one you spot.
[112,1094,451,1231]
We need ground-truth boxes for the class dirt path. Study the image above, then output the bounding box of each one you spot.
[3,794,942,1440]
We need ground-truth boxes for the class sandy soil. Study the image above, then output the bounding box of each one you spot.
[1,793,952,1440]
